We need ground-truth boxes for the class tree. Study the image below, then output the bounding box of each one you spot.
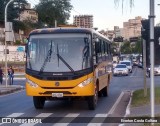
[120,41,132,54]
[134,38,142,54]
[35,0,73,27]
[0,0,28,22]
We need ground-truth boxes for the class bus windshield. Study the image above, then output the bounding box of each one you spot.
[27,33,91,72]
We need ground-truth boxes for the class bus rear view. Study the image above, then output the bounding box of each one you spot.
[26,27,112,110]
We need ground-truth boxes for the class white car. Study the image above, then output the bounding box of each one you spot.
[146,65,160,77]
[113,64,129,76]
[119,60,133,73]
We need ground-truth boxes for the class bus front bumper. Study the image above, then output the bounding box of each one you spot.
[26,79,95,97]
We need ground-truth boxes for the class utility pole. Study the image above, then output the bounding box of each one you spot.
[149,0,155,120]
[5,0,14,87]
[143,39,147,97]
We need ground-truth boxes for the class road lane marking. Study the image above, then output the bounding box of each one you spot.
[118,91,132,126]
[108,91,124,115]
[87,113,108,126]
[129,67,137,77]
[95,114,108,117]
[0,113,24,125]
[53,113,79,126]
[6,113,24,117]
[35,113,52,117]
[19,113,53,126]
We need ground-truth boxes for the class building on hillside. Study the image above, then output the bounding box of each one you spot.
[18,3,38,23]
[73,15,93,28]
[122,16,144,41]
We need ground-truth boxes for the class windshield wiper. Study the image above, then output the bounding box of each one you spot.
[82,38,89,69]
[57,44,75,73]
[39,41,53,74]
[27,44,32,70]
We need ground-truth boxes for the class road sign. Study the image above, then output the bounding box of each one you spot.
[130,37,138,42]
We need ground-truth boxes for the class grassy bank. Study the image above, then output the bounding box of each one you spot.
[131,87,160,107]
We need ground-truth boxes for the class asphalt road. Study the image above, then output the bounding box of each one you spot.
[0,67,159,126]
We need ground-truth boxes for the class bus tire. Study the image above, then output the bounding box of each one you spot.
[33,96,45,109]
[87,85,98,110]
[102,86,108,97]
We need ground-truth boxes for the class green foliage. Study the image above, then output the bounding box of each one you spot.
[35,0,73,27]
[121,41,132,54]
[111,42,120,55]
[120,38,142,54]
[131,87,160,107]
[13,20,26,32]
[15,40,21,45]
[134,39,142,53]
[0,0,28,22]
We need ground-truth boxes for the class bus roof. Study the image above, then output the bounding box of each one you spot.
[29,27,111,42]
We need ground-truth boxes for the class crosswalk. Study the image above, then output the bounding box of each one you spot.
[0,112,110,126]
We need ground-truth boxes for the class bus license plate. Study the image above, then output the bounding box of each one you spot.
[52,93,63,98]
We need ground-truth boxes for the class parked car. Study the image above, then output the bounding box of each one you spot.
[146,65,160,77]
[119,60,133,73]
[113,64,129,76]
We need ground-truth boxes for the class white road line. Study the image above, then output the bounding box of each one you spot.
[87,114,108,126]
[95,114,108,117]
[7,113,24,117]
[35,113,52,117]
[119,91,132,126]
[108,91,124,115]
[53,113,79,126]
[129,67,137,77]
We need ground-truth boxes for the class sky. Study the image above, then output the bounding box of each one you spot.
[28,0,160,30]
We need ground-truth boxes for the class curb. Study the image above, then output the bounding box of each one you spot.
[118,91,133,126]
[125,91,133,116]
[0,85,24,95]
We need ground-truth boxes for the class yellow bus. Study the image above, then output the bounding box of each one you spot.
[25,27,112,110]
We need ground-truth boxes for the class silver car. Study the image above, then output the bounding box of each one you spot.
[113,64,129,76]
[119,60,133,73]
[147,65,160,77]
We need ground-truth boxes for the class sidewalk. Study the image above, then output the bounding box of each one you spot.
[0,73,25,95]
[0,84,24,95]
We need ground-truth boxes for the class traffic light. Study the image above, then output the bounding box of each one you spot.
[141,19,150,40]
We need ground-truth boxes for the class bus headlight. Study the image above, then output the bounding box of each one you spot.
[27,79,38,88]
[78,78,93,88]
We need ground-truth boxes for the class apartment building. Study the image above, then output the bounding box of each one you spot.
[122,16,143,41]
[19,3,38,23]
[73,15,93,28]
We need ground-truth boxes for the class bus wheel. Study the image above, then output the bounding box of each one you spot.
[33,96,45,109]
[102,86,109,97]
[87,85,98,110]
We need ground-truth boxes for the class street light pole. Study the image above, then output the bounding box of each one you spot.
[149,0,155,120]
[4,0,14,87]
